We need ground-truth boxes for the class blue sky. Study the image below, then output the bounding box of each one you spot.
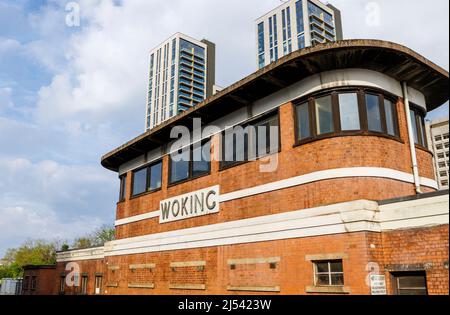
[0,0,448,257]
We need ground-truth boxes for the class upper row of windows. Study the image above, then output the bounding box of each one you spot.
[119,88,428,201]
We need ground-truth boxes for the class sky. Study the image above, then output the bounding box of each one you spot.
[0,0,448,257]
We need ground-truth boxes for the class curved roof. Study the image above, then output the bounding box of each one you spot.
[102,39,449,172]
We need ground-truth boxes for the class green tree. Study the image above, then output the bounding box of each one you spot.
[1,240,60,278]
[71,225,115,249]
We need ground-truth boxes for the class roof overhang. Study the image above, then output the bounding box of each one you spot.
[101,39,449,172]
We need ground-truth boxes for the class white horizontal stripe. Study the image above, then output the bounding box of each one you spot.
[58,195,448,262]
[115,211,159,226]
[114,167,438,226]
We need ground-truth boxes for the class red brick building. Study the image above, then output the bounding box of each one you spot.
[21,265,56,295]
[48,40,449,295]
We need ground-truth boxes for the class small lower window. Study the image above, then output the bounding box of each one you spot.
[392,272,428,295]
[59,276,65,294]
[81,275,88,295]
[314,260,344,286]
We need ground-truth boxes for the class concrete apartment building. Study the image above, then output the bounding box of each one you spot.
[24,40,449,296]
[145,33,216,131]
[256,0,343,68]
[426,118,449,189]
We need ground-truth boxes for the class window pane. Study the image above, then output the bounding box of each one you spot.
[417,115,426,146]
[119,175,127,201]
[316,262,329,273]
[149,162,162,190]
[192,140,211,177]
[132,168,147,196]
[170,149,190,183]
[255,115,279,157]
[315,95,334,135]
[330,261,343,272]
[339,93,360,131]
[316,274,330,286]
[331,274,344,286]
[366,94,382,132]
[384,99,397,136]
[297,102,310,140]
[410,110,419,144]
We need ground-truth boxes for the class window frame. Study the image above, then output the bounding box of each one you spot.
[391,271,428,295]
[130,159,163,198]
[313,260,345,287]
[80,274,88,295]
[168,138,212,187]
[118,174,127,202]
[294,87,401,147]
[219,109,281,171]
[409,105,428,149]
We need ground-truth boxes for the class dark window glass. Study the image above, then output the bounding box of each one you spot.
[81,276,88,295]
[132,168,147,196]
[394,272,428,295]
[192,140,211,177]
[119,175,127,201]
[297,102,310,140]
[315,95,334,135]
[384,99,397,136]
[410,110,418,144]
[366,94,382,132]
[149,162,162,191]
[170,148,190,183]
[222,113,279,168]
[255,114,279,157]
[339,93,360,131]
[410,108,426,147]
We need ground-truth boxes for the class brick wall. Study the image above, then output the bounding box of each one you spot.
[116,100,435,240]
[59,225,448,295]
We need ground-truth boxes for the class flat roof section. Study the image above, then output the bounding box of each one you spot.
[102,39,449,172]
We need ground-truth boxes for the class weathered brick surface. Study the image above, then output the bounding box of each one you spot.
[48,99,444,295]
[116,100,435,240]
[55,226,448,295]
[22,267,56,295]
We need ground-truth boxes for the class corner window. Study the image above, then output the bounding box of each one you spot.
[410,106,427,148]
[297,102,311,140]
[365,94,383,133]
[338,93,360,131]
[131,160,163,197]
[295,88,400,144]
[119,174,127,202]
[315,95,334,135]
[169,139,211,185]
[221,112,279,169]
[314,260,344,286]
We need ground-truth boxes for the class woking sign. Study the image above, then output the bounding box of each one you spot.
[159,186,220,223]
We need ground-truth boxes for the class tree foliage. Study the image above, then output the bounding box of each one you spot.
[1,225,115,278]
[71,225,115,250]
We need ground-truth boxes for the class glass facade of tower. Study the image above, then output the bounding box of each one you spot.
[256,0,341,69]
[146,34,209,131]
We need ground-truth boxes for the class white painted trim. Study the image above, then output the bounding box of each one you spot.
[58,195,448,262]
[114,167,438,226]
[115,211,159,226]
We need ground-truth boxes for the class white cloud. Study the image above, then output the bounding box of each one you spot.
[0,156,116,255]
[0,87,14,112]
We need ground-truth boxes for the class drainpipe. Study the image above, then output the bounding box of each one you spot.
[402,81,422,194]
